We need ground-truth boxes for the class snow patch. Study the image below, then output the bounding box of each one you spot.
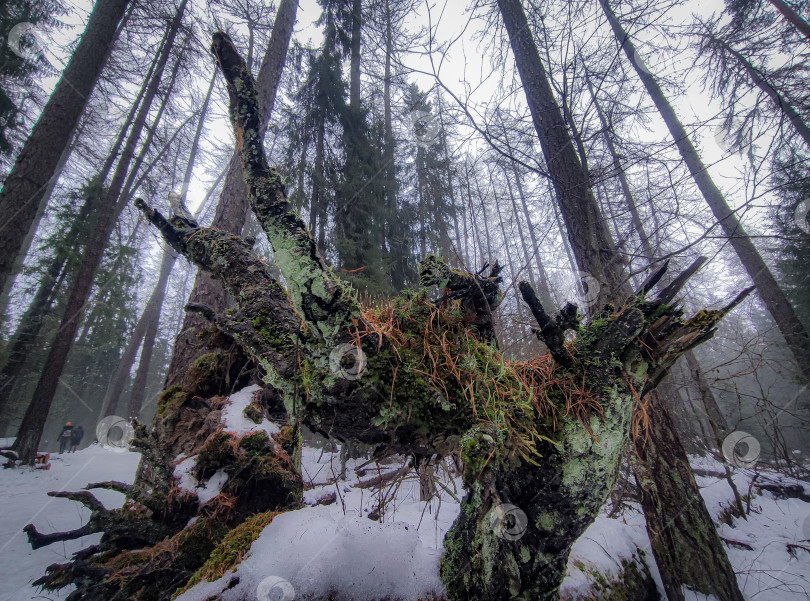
[221,384,279,439]
[176,507,445,601]
[172,456,228,504]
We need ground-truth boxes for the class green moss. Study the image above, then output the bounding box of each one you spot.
[186,352,231,396]
[242,401,263,424]
[239,431,269,454]
[178,510,279,596]
[196,432,237,479]
[157,386,188,418]
[535,512,557,531]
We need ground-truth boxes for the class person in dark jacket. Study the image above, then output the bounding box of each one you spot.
[69,425,84,452]
[58,422,73,454]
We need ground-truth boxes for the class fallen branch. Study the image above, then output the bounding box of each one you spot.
[355,466,411,489]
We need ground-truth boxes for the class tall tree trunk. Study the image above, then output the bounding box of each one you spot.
[768,0,810,43]
[310,114,326,249]
[495,117,554,308]
[631,383,744,601]
[683,351,727,432]
[472,168,494,262]
[501,2,745,600]
[100,27,166,183]
[0,126,75,315]
[127,251,175,418]
[0,0,131,295]
[600,0,810,381]
[436,93,462,266]
[11,0,188,464]
[164,0,298,389]
[490,166,529,333]
[463,160,486,265]
[709,31,810,150]
[585,73,654,260]
[349,0,362,109]
[497,0,628,308]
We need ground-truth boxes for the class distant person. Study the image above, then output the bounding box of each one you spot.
[69,425,84,453]
[58,422,73,454]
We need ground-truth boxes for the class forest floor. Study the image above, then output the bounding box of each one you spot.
[0,388,808,601]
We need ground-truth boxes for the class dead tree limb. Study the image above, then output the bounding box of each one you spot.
[210,32,359,342]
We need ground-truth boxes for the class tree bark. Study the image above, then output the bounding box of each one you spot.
[600,0,810,382]
[497,0,629,307]
[11,0,188,464]
[0,126,75,315]
[126,250,176,418]
[631,384,745,601]
[0,0,130,296]
[349,0,362,109]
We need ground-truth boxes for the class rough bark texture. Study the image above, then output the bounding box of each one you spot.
[631,384,745,601]
[0,0,130,295]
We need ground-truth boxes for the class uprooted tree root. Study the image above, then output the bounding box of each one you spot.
[23,31,753,601]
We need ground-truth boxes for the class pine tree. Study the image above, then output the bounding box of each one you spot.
[0,0,131,298]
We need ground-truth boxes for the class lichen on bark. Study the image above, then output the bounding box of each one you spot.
[28,31,751,601]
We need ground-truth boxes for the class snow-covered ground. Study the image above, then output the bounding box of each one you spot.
[0,446,141,601]
[1,387,808,601]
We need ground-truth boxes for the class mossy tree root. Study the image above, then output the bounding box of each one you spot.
[125,32,753,601]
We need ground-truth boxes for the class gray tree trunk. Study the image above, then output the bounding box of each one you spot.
[600,0,810,382]
[11,0,188,464]
[0,0,131,296]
